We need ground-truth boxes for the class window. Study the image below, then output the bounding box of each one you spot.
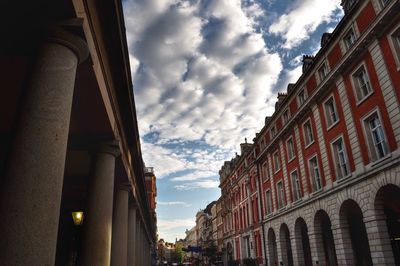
[273,151,280,172]
[318,62,328,81]
[309,156,322,191]
[291,170,302,201]
[324,96,339,127]
[380,0,390,8]
[270,126,276,138]
[343,28,356,50]
[262,161,269,180]
[260,139,265,150]
[363,112,388,161]
[298,89,307,106]
[352,65,372,102]
[286,137,295,161]
[265,190,273,214]
[389,27,400,67]
[283,109,290,124]
[303,120,314,146]
[331,137,350,179]
[277,181,285,209]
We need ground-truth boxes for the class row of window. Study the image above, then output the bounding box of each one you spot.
[263,109,389,214]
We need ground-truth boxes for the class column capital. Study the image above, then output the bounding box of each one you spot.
[97,140,121,157]
[47,20,89,64]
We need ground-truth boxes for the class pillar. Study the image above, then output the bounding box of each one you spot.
[0,27,87,265]
[290,235,303,266]
[136,219,141,266]
[111,185,130,266]
[308,230,324,266]
[365,215,395,265]
[81,141,120,265]
[128,200,137,266]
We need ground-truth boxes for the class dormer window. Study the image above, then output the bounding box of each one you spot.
[341,0,357,14]
[283,109,290,125]
[270,126,276,138]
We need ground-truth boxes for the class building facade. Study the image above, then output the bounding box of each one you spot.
[219,0,400,265]
[0,0,156,265]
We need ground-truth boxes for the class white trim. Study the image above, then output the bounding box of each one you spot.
[330,135,351,180]
[361,107,390,163]
[302,118,315,148]
[387,22,400,71]
[350,62,374,105]
[308,154,322,192]
[273,150,281,174]
[286,135,296,162]
[323,94,340,130]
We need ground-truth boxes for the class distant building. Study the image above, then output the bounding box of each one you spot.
[219,1,400,265]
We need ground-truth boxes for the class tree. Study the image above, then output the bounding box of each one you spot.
[175,243,185,263]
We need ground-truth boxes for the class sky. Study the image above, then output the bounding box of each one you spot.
[122,0,344,242]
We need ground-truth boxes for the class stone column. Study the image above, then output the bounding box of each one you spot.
[365,216,395,265]
[128,200,137,266]
[135,219,141,266]
[111,185,130,266]
[290,235,303,266]
[81,141,120,265]
[0,27,87,265]
[308,230,324,266]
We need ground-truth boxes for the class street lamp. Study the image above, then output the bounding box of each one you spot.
[72,211,84,226]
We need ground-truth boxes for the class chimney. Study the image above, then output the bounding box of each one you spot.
[302,55,314,73]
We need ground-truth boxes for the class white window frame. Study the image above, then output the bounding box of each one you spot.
[265,189,273,214]
[318,61,328,83]
[308,155,322,192]
[276,180,285,209]
[270,126,277,139]
[290,169,302,202]
[297,88,307,106]
[380,0,390,9]
[286,136,296,162]
[262,161,269,180]
[362,109,389,162]
[351,63,373,104]
[273,150,281,173]
[343,27,357,51]
[331,136,351,180]
[283,109,290,125]
[323,95,339,129]
[303,119,314,148]
[387,24,400,70]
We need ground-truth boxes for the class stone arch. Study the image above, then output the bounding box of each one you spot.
[267,227,278,266]
[338,199,372,266]
[372,183,400,265]
[279,223,294,266]
[369,169,400,212]
[293,217,312,266]
[313,209,338,266]
[310,200,336,230]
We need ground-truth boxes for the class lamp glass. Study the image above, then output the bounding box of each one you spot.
[72,211,84,226]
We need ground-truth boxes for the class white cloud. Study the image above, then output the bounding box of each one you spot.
[269,0,342,49]
[171,170,215,182]
[124,0,283,152]
[175,179,220,190]
[158,218,195,231]
[158,201,192,207]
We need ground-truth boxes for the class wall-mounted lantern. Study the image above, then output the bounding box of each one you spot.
[71,211,84,226]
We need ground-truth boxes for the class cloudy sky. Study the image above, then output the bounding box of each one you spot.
[123,0,343,242]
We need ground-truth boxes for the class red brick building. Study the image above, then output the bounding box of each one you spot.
[219,1,400,265]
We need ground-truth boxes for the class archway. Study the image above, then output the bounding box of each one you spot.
[294,218,312,266]
[279,223,294,266]
[339,199,372,266]
[268,228,278,266]
[314,210,337,266]
[375,184,400,265]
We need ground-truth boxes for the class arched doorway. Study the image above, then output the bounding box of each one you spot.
[314,210,337,266]
[279,223,294,266]
[339,199,372,266]
[375,184,400,265]
[226,242,233,263]
[268,228,278,266]
[294,218,312,266]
